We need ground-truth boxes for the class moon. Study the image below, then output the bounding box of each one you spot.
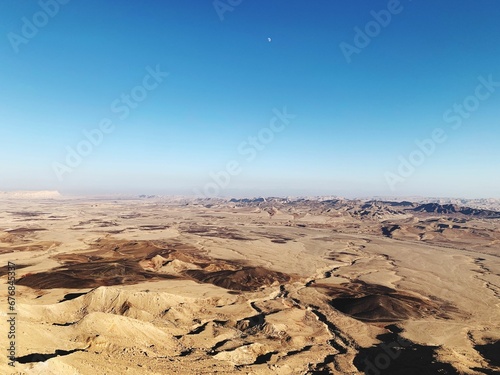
[267,37,272,42]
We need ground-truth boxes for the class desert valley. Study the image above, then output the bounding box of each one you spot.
[0,193,499,374]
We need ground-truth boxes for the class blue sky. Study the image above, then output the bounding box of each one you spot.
[1,0,499,198]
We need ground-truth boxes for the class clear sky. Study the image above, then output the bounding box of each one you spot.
[1,0,499,198]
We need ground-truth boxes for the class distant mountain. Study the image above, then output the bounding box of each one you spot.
[412,203,500,218]
[413,203,461,214]
[210,197,500,220]
[0,190,62,199]
[230,198,266,203]
[369,196,500,211]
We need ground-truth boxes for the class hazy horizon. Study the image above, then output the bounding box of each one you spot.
[2,188,499,202]
[2,1,500,198]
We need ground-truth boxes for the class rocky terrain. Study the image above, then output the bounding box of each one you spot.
[0,196,498,374]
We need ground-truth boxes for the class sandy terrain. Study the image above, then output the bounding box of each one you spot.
[0,196,499,374]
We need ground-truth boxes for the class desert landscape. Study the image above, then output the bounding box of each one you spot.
[0,193,499,374]
[4,1,500,374]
